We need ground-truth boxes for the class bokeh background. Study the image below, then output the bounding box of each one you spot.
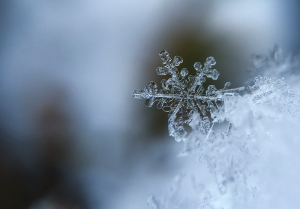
[0,0,300,208]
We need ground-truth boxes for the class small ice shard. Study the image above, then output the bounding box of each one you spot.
[145,98,155,107]
[156,67,169,75]
[223,82,231,90]
[194,62,202,72]
[180,68,189,78]
[159,50,172,66]
[204,56,216,68]
[173,56,183,66]
[211,69,220,80]
[206,85,217,96]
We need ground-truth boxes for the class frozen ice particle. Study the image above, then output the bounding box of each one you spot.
[173,56,183,66]
[180,68,189,78]
[194,62,202,72]
[156,67,169,75]
[159,50,172,66]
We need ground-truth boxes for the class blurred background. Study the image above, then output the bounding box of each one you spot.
[0,0,299,208]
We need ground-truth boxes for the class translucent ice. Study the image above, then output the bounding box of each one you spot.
[180,68,189,78]
[156,67,168,75]
[173,56,183,66]
[159,50,172,66]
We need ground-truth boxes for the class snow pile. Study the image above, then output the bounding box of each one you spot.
[135,49,300,209]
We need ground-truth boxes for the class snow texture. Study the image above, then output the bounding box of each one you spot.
[133,49,300,209]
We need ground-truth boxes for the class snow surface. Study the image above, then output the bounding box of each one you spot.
[140,48,300,209]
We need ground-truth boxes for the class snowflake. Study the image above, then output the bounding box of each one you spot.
[133,50,247,142]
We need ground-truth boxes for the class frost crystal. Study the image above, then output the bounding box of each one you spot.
[133,50,246,142]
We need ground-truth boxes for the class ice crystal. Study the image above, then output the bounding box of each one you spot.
[133,50,246,142]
